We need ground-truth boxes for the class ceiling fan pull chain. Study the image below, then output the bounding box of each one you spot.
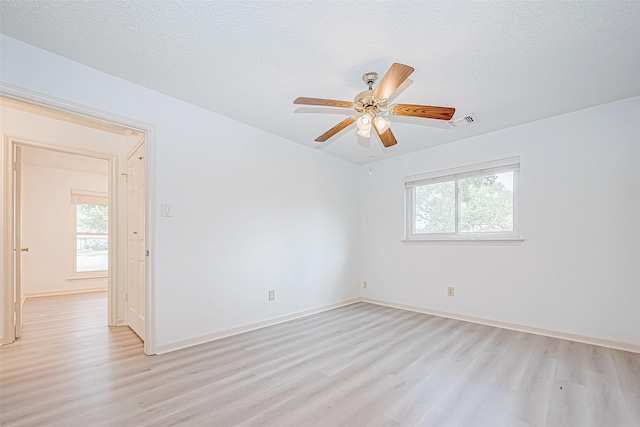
[369,142,374,175]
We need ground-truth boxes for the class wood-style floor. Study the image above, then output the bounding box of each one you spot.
[1,293,639,426]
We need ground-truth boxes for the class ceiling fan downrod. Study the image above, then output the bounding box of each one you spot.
[362,72,378,90]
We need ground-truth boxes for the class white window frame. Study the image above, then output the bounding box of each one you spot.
[71,190,108,277]
[404,157,521,242]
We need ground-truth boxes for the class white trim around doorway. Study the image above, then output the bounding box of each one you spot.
[0,84,157,355]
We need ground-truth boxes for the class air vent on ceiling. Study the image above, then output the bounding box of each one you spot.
[449,113,478,128]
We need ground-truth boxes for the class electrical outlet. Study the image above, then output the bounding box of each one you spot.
[268,290,275,301]
[363,281,368,289]
[447,287,455,297]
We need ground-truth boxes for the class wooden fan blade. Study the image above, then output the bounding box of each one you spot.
[315,117,357,142]
[294,97,354,109]
[373,63,415,100]
[389,104,455,121]
[375,125,398,148]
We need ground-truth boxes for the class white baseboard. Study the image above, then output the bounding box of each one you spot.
[360,297,640,354]
[154,296,639,355]
[155,298,361,355]
[25,288,107,298]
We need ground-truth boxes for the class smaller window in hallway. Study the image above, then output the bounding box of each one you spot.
[71,190,108,272]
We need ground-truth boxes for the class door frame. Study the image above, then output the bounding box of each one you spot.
[13,144,23,339]
[5,138,117,327]
[1,85,157,355]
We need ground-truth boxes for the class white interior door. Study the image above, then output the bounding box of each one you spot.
[14,145,24,338]
[126,143,146,340]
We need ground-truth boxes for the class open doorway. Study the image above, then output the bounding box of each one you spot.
[16,145,112,342]
[20,146,110,299]
[1,95,151,353]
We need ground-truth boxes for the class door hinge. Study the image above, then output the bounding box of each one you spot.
[146,250,149,257]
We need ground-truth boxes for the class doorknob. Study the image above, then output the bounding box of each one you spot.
[21,247,29,252]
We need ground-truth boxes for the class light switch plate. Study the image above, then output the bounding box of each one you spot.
[161,204,172,217]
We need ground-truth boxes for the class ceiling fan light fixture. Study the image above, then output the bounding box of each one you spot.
[374,116,391,134]
[357,113,372,128]
[357,127,371,138]
[356,113,373,135]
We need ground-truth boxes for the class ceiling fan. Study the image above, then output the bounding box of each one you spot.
[294,63,455,147]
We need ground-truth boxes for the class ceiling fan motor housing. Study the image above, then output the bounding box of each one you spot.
[354,71,387,114]
[353,89,386,114]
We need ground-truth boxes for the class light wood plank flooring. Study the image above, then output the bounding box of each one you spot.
[1,292,639,426]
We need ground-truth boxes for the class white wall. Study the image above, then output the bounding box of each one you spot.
[1,35,361,349]
[22,161,108,296]
[360,96,640,346]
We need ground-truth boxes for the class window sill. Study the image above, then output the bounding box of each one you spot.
[67,275,108,282]
[402,238,524,246]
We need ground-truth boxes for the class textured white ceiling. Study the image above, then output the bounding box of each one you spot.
[1,1,639,164]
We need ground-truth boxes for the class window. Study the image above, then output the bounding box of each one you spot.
[405,157,519,240]
[71,190,108,273]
